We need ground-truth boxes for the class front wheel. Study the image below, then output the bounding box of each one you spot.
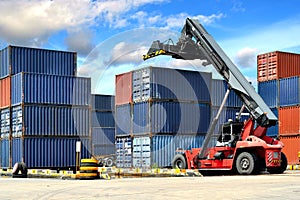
[235,152,257,175]
[172,154,187,169]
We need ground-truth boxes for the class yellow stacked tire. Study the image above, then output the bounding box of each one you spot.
[79,159,99,180]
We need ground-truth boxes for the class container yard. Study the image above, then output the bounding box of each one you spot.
[0,26,300,178]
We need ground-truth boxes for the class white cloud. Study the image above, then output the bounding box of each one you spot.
[235,47,258,68]
[0,0,168,46]
[156,13,225,29]
[65,30,95,56]
[0,0,97,45]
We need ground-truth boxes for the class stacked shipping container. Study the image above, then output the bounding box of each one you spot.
[115,67,211,168]
[115,66,247,168]
[90,94,115,157]
[257,51,300,165]
[0,45,91,169]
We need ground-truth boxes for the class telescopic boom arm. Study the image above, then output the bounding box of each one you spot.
[143,18,277,127]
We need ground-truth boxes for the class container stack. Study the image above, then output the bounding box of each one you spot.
[0,45,91,169]
[115,66,213,168]
[257,51,300,165]
[90,94,115,158]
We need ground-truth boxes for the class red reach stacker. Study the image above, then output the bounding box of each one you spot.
[143,18,287,175]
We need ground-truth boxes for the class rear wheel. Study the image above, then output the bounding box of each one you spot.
[235,152,257,175]
[172,154,187,169]
[268,152,288,174]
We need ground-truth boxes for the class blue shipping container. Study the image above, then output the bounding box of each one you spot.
[0,47,9,78]
[116,136,132,168]
[132,67,212,103]
[92,144,115,156]
[91,111,115,128]
[279,76,300,107]
[0,108,10,137]
[90,94,115,111]
[12,105,90,137]
[151,135,205,167]
[0,45,77,78]
[11,137,90,168]
[11,72,91,106]
[133,101,211,135]
[91,127,115,145]
[125,135,206,168]
[0,138,10,168]
[211,79,243,107]
[258,80,279,108]
[116,104,132,135]
[266,108,278,137]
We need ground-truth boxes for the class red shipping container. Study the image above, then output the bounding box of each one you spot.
[280,135,300,165]
[115,71,132,105]
[279,106,300,135]
[257,51,300,82]
[0,77,11,108]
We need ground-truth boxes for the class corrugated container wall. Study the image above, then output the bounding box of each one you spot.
[90,94,115,157]
[257,51,300,82]
[0,47,9,78]
[115,72,132,105]
[92,127,115,145]
[132,101,210,135]
[115,104,132,136]
[90,94,115,111]
[11,105,90,137]
[132,67,212,103]
[0,46,77,78]
[11,73,91,106]
[279,76,300,107]
[279,135,300,165]
[91,111,114,128]
[258,80,279,108]
[91,127,115,156]
[211,79,243,107]
[266,108,278,137]
[11,137,90,168]
[0,77,11,108]
[279,106,300,135]
[0,138,10,168]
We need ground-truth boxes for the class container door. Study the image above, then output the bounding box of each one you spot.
[115,137,132,168]
[133,136,151,168]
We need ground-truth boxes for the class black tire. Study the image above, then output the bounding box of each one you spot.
[12,162,28,178]
[80,162,99,167]
[280,152,288,173]
[172,154,187,169]
[12,162,21,175]
[235,152,256,175]
[268,152,288,174]
[105,158,114,167]
[20,162,28,175]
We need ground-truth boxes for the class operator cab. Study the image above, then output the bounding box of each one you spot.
[216,119,244,147]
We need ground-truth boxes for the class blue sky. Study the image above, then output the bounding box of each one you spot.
[1,0,300,94]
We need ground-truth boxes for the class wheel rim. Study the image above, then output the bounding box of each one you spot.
[175,159,183,169]
[240,158,250,171]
